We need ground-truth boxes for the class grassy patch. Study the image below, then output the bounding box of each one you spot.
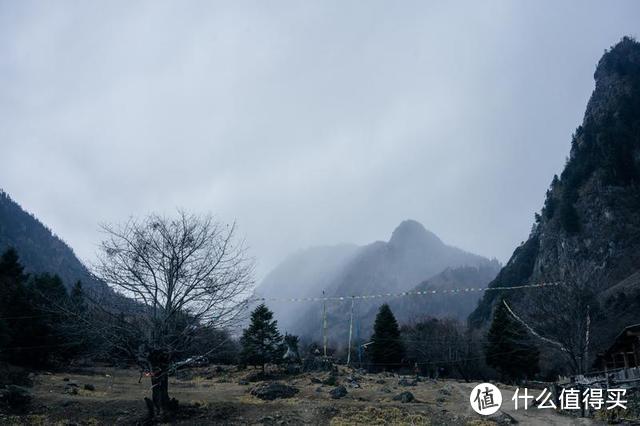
[330,406,430,425]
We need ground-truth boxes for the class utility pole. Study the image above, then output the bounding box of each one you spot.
[356,313,361,367]
[584,305,591,374]
[322,290,328,358]
[347,296,354,366]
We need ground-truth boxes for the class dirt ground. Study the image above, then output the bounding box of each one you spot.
[0,366,604,425]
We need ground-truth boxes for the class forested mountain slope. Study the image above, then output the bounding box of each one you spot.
[0,190,104,292]
[469,37,640,359]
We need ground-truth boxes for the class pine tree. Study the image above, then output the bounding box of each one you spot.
[0,248,26,282]
[370,304,405,371]
[0,248,33,363]
[240,304,283,371]
[70,280,87,313]
[27,274,70,364]
[485,300,540,382]
[0,249,81,366]
[0,248,29,322]
[30,273,68,306]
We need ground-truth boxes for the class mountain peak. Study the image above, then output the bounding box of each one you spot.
[389,219,443,248]
[594,36,640,83]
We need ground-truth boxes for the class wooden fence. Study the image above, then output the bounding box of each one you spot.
[562,366,640,388]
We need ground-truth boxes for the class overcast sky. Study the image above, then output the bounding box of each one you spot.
[1,1,639,281]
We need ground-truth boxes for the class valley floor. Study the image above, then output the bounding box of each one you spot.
[1,366,604,425]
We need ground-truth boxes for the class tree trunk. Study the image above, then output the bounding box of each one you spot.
[151,368,170,413]
[146,348,175,417]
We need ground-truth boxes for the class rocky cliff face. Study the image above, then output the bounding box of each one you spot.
[469,38,640,350]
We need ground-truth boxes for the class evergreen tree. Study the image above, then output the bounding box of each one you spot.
[0,248,34,364]
[70,280,87,314]
[370,304,405,371]
[240,304,283,371]
[0,248,29,320]
[0,248,79,366]
[0,248,27,320]
[0,248,26,281]
[26,273,73,365]
[30,273,68,306]
[485,300,540,382]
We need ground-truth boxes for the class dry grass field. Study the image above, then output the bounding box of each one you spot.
[0,365,486,425]
[0,365,604,425]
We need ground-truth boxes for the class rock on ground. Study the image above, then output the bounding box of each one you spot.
[487,410,517,425]
[398,378,417,386]
[249,382,299,401]
[329,385,348,399]
[393,391,416,403]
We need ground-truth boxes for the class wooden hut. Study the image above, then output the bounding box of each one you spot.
[596,323,640,371]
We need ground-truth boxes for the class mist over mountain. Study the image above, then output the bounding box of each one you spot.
[256,244,360,299]
[367,262,502,326]
[0,190,104,292]
[469,37,640,355]
[256,219,497,343]
[254,244,360,332]
[324,220,489,297]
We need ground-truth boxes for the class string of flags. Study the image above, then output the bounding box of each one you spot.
[250,281,563,303]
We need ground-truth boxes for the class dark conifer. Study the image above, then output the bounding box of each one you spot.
[485,300,540,381]
[370,304,405,371]
[240,304,283,371]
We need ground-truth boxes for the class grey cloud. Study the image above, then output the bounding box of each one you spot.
[1,0,639,279]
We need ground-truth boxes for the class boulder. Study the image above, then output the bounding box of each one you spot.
[250,382,299,400]
[243,371,273,382]
[329,385,348,399]
[393,391,415,403]
[398,378,417,387]
[487,411,517,425]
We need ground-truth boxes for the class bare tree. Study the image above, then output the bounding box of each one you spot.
[93,211,253,415]
[402,318,486,381]
[506,255,601,374]
[507,278,598,375]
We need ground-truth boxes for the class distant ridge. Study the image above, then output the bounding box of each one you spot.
[255,219,496,343]
[0,190,105,292]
